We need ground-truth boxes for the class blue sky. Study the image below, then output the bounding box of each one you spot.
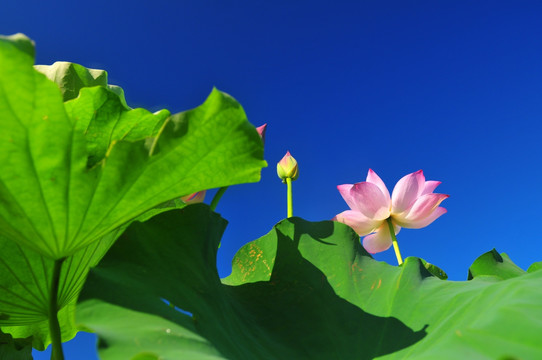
[3,1,542,359]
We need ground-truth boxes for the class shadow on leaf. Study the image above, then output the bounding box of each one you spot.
[78,204,425,359]
[223,227,426,359]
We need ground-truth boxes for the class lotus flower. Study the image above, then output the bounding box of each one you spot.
[180,191,206,204]
[333,169,448,254]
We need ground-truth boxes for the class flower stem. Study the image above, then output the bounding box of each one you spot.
[210,186,228,211]
[386,218,403,265]
[49,258,66,360]
[286,177,293,217]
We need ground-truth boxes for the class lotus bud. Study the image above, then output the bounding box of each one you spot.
[277,151,299,182]
[256,124,267,144]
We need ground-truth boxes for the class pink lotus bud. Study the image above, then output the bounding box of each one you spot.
[180,190,206,204]
[277,151,299,182]
[256,124,267,144]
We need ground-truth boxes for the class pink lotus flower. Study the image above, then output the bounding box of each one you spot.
[333,169,448,254]
[180,190,206,204]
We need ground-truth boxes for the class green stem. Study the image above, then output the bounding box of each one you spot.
[210,186,228,211]
[286,177,293,218]
[386,218,403,265]
[49,258,66,360]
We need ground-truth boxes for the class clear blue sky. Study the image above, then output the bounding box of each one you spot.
[3,1,542,359]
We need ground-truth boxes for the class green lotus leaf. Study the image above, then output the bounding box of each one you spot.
[0,34,266,259]
[467,249,526,280]
[0,33,265,352]
[77,205,542,359]
[419,258,448,280]
[527,261,542,273]
[76,206,424,359]
[64,86,169,167]
[35,60,131,109]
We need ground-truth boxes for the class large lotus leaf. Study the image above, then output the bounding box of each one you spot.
[0,34,266,259]
[77,205,542,359]
[76,205,426,359]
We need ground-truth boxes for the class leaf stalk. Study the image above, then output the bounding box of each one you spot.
[49,258,66,360]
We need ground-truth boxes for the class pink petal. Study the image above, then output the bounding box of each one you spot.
[333,210,382,236]
[401,193,449,223]
[366,169,391,204]
[350,182,391,220]
[279,151,293,166]
[400,207,447,229]
[337,184,356,210]
[362,222,400,254]
[421,181,441,195]
[391,170,425,213]
[256,124,267,144]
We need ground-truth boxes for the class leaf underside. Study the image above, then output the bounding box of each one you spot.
[0,228,119,350]
[0,33,266,260]
[0,33,266,351]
